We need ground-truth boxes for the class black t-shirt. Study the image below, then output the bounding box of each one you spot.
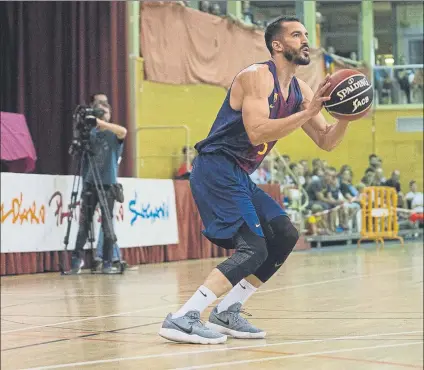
[307,179,325,201]
[326,185,340,200]
[385,179,401,193]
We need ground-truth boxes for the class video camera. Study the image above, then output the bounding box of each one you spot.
[69,105,105,155]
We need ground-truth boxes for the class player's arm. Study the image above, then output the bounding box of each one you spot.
[298,79,350,152]
[240,67,330,146]
[96,118,127,140]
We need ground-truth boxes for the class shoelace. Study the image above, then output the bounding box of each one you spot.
[187,314,206,327]
[232,308,252,325]
[240,308,252,317]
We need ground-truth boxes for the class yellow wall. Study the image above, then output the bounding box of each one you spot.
[136,81,227,178]
[374,108,423,191]
[136,80,423,192]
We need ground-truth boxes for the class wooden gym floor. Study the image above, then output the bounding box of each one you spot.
[1,242,423,370]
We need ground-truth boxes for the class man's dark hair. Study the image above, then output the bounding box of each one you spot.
[409,180,416,187]
[89,92,108,104]
[265,15,301,54]
[365,167,375,174]
[369,153,377,161]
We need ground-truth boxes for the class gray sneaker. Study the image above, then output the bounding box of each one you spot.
[206,302,266,339]
[159,310,227,344]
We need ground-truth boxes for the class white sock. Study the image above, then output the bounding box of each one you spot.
[172,285,217,319]
[216,279,257,313]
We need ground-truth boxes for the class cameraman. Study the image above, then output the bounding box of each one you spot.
[71,102,127,274]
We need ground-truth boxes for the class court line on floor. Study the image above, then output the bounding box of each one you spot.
[239,347,423,369]
[1,304,180,334]
[172,341,424,370]
[256,266,422,295]
[22,330,423,370]
[171,266,422,301]
[2,266,420,334]
[0,294,119,297]
[2,321,164,352]
[0,264,340,299]
[4,263,420,299]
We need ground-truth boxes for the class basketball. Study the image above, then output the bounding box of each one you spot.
[324,69,374,121]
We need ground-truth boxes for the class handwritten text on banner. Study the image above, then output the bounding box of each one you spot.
[1,173,179,253]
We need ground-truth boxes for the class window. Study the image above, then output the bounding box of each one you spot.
[317,1,361,59]
[374,1,423,65]
[249,1,296,27]
[408,40,423,65]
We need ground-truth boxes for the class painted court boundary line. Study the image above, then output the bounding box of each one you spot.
[256,266,422,295]
[2,266,420,299]
[2,266,420,334]
[172,341,424,370]
[1,294,118,297]
[22,330,423,369]
[3,265,421,299]
[1,304,180,334]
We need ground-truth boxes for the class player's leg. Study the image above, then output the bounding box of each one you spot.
[204,223,269,338]
[208,188,298,338]
[159,154,268,344]
[165,223,265,318]
[159,222,268,344]
[252,214,299,282]
[208,215,298,338]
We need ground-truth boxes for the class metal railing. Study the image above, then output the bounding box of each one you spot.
[269,148,309,211]
[265,148,309,233]
[135,125,191,176]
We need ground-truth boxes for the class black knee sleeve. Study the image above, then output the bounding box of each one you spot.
[254,215,299,283]
[216,223,268,286]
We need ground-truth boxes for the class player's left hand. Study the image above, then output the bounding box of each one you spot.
[303,76,332,117]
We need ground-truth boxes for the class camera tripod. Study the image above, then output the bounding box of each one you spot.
[60,144,125,275]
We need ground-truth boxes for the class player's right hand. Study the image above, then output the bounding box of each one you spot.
[304,76,332,117]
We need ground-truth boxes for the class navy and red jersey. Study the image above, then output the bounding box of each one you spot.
[195,60,303,174]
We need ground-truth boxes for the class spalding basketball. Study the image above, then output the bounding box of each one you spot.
[324,69,374,121]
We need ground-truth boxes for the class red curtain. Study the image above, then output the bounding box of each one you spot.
[0,1,132,178]
[0,182,283,275]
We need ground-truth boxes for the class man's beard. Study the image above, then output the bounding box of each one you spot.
[283,47,310,65]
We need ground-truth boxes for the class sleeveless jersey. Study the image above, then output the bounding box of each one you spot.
[194,60,303,174]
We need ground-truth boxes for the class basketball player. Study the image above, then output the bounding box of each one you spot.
[159,16,351,344]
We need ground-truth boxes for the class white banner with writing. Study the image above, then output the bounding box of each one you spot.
[1,173,179,253]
